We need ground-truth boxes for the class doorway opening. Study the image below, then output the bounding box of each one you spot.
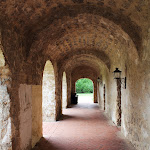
[62,72,67,112]
[75,78,94,104]
[42,60,56,122]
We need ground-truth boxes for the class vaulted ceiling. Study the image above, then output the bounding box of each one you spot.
[0,0,149,76]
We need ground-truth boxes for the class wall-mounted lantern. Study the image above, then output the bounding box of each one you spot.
[97,77,101,83]
[113,68,126,89]
[97,77,103,85]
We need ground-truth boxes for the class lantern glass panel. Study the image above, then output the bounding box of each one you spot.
[113,68,121,79]
[114,72,121,79]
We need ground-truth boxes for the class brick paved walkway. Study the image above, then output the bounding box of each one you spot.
[33,102,135,150]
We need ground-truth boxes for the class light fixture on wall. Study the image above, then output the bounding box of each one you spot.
[113,68,126,89]
[97,77,101,82]
[97,77,102,84]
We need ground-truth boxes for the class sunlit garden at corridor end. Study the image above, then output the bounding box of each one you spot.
[75,78,94,103]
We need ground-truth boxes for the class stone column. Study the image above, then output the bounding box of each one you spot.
[94,81,98,103]
[116,79,121,126]
[104,84,106,110]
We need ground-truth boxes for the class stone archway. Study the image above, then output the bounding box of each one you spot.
[75,78,94,104]
[62,72,67,110]
[42,60,56,122]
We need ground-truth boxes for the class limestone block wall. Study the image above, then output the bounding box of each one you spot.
[62,72,67,109]
[19,84,32,150]
[105,72,118,124]
[0,66,12,150]
[42,60,56,122]
[98,53,150,150]
[32,85,42,148]
[120,60,150,150]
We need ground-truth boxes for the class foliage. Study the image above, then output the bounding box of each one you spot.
[76,78,93,93]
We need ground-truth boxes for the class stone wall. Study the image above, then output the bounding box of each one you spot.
[97,49,150,150]
[0,66,12,150]
[19,84,32,150]
[42,60,56,122]
[32,85,42,148]
[0,46,12,150]
[66,72,71,107]
[62,72,67,109]
[97,82,104,109]
[0,1,149,150]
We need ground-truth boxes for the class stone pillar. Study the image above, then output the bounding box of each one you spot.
[32,85,42,148]
[54,63,62,121]
[71,81,75,93]
[116,79,121,126]
[94,81,98,103]
[104,84,106,110]
[66,73,71,107]
[19,84,32,150]
[62,72,67,109]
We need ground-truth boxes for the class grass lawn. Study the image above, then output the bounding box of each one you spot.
[77,93,93,97]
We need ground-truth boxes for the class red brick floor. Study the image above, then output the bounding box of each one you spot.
[33,103,135,150]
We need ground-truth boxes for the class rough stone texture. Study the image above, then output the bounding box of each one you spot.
[116,79,121,126]
[42,60,56,122]
[62,72,67,109]
[66,72,71,107]
[103,84,106,110]
[0,46,12,150]
[54,62,63,121]
[0,65,12,150]
[0,1,149,150]
[32,85,42,148]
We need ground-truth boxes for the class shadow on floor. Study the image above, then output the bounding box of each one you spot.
[33,102,135,150]
[32,137,58,150]
[59,114,76,121]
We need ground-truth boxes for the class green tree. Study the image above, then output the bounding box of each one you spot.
[76,78,93,93]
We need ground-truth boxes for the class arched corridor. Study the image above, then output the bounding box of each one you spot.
[0,1,150,150]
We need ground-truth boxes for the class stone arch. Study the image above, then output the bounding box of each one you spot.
[75,78,94,103]
[42,60,56,121]
[26,3,142,58]
[71,65,98,103]
[29,13,139,63]
[58,49,111,71]
[0,41,12,149]
[62,72,67,109]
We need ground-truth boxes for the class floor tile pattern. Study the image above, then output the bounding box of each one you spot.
[33,102,135,150]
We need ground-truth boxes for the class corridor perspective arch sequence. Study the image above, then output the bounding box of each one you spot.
[0,1,150,150]
[75,78,94,103]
